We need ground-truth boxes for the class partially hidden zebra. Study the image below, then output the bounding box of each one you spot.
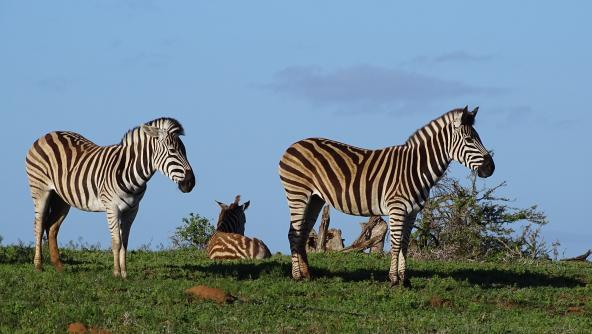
[25,117,196,277]
[207,195,271,260]
[278,106,494,286]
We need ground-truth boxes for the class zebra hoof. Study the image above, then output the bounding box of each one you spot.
[389,273,400,287]
[292,271,311,281]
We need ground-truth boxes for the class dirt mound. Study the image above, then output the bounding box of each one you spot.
[67,322,111,334]
[185,285,237,304]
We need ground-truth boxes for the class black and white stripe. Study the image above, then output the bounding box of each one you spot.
[278,107,494,286]
[207,196,271,260]
[25,117,195,277]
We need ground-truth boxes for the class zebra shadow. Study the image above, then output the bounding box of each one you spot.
[176,260,587,289]
[410,267,587,289]
[167,260,293,280]
[312,267,586,289]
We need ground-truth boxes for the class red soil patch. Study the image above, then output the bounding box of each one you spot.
[565,306,584,315]
[67,323,87,334]
[185,285,236,304]
[67,322,111,334]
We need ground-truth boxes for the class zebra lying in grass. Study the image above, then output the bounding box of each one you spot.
[206,196,271,260]
[26,118,196,277]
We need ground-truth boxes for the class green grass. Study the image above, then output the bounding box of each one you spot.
[1,246,591,333]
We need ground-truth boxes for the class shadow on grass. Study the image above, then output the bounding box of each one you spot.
[176,260,586,289]
[0,245,98,267]
[412,267,586,288]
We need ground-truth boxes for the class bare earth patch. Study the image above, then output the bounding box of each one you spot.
[67,322,111,334]
[185,285,237,304]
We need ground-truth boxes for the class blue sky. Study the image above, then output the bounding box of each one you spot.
[1,1,590,256]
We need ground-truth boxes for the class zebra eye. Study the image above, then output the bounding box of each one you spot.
[465,137,475,144]
[168,148,176,154]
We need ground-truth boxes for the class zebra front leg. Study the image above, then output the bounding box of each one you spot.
[118,206,138,279]
[106,209,123,277]
[387,202,410,287]
[397,212,418,288]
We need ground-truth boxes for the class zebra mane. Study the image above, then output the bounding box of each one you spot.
[120,117,185,145]
[404,108,464,145]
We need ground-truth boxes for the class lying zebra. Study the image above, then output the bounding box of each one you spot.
[206,195,271,260]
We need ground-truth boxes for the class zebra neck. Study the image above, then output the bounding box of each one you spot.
[116,137,157,194]
[408,127,452,188]
[216,221,244,235]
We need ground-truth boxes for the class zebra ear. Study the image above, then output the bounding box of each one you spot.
[461,107,476,126]
[141,125,165,139]
[472,106,479,117]
[453,107,468,128]
[215,201,228,210]
[242,201,250,211]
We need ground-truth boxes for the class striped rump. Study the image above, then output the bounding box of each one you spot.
[207,232,271,260]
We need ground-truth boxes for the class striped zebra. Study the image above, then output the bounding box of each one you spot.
[25,117,195,278]
[207,196,271,260]
[278,106,494,286]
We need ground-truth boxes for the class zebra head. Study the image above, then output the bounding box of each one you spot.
[141,118,195,193]
[215,195,250,234]
[448,106,495,178]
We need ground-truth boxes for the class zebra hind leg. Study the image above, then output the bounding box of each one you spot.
[32,189,52,271]
[288,194,325,280]
[45,193,71,272]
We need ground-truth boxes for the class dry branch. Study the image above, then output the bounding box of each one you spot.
[561,249,592,262]
[342,216,388,253]
[317,205,330,252]
[306,206,344,252]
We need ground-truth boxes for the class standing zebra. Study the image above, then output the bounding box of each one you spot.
[207,195,271,260]
[279,106,494,286]
[25,117,195,277]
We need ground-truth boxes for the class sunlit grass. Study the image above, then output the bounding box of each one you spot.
[1,246,591,333]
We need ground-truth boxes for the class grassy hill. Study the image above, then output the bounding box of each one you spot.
[1,246,591,333]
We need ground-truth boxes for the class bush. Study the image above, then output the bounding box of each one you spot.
[410,172,557,261]
[170,213,215,249]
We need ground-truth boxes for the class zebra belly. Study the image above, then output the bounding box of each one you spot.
[47,183,106,212]
[312,189,386,217]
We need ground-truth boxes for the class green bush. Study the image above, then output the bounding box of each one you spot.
[411,172,556,261]
[170,213,215,249]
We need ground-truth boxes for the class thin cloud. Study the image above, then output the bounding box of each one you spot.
[403,51,493,66]
[494,105,579,129]
[264,65,502,113]
[434,51,493,63]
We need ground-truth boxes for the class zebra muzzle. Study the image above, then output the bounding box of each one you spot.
[178,169,196,193]
[477,154,495,178]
